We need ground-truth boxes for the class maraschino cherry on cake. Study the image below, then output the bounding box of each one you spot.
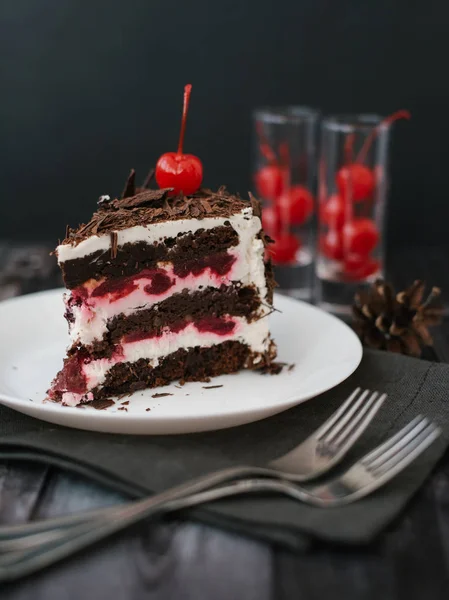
[48,85,277,406]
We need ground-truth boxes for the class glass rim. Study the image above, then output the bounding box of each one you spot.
[253,106,320,124]
[322,114,389,133]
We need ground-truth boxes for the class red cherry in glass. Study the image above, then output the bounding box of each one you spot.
[261,206,279,236]
[343,255,380,280]
[270,232,300,264]
[320,194,347,230]
[155,84,203,195]
[320,230,344,261]
[275,185,314,226]
[254,165,285,201]
[342,218,379,256]
[336,163,375,202]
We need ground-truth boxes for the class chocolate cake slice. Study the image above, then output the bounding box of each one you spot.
[48,177,277,406]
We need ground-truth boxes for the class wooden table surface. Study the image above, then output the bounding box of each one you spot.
[1,245,449,600]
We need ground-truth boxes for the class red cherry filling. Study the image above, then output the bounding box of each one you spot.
[92,269,175,300]
[195,316,236,335]
[50,354,88,396]
[144,271,175,295]
[123,316,236,343]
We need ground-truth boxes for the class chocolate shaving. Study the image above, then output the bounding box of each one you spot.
[249,192,262,218]
[121,169,136,199]
[146,408,151,411]
[118,406,128,411]
[91,214,106,235]
[261,361,287,375]
[90,398,115,410]
[151,392,173,398]
[121,400,130,405]
[200,199,213,213]
[112,188,173,210]
[62,182,252,247]
[141,168,155,189]
[164,198,174,216]
[110,231,118,259]
[259,230,274,248]
[202,385,223,389]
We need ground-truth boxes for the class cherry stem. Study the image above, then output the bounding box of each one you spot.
[177,84,192,155]
[256,122,278,165]
[343,133,355,225]
[344,133,355,165]
[356,109,411,164]
[279,142,291,191]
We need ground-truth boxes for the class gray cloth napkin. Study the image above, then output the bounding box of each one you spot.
[0,349,448,550]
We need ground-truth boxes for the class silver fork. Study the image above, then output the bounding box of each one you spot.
[0,387,385,546]
[0,415,440,583]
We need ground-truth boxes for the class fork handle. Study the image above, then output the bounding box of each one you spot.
[0,464,271,544]
[0,478,312,582]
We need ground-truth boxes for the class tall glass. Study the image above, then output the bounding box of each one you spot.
[252,107,319,301]
[315,114,391,315]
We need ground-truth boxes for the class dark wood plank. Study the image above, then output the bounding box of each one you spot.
[383,464,449,600]
[0,462,49,524]
[1,468,274,600]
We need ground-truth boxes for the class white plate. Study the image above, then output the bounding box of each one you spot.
[0,289,362,435]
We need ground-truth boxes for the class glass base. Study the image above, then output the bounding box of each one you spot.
[273,249,314,303]
[315,259,383,317]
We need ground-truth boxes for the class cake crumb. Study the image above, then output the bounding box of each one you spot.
[91,398,115,410]
[146,408,151,412]
[288,363,295,372]
[118,406,128,411]
[261,361,288,375]
[152,392,173,398]
[121,400,130,405]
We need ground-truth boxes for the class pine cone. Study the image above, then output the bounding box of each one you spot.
[353,280,443,357]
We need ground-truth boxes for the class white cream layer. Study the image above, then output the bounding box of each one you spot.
[61,317,270,406]
[57,208,258,262]
[65,209,268,347]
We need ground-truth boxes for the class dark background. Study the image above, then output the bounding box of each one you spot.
[1,0,448,245]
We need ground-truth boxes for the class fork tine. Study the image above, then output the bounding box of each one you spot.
[322,389,372,443]
[316,388,364,439]
[361,415,426,465]
[370,422,440,476]
[366,417,430,470]
[332,392,387,448]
